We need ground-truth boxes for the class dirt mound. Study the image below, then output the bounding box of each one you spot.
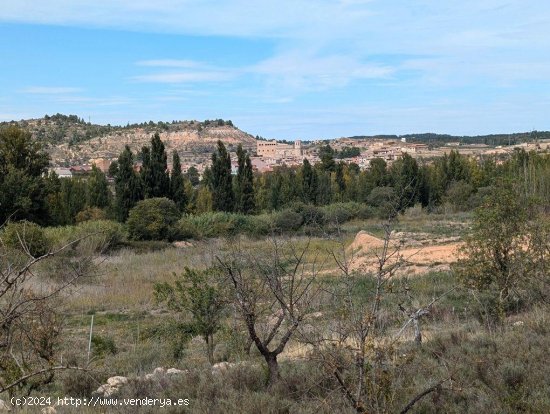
[347,230,463,276]
[349,231,385,252]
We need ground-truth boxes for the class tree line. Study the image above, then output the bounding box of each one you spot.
[1,125,548,228]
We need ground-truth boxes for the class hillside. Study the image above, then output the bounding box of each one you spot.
[1,114,257,166]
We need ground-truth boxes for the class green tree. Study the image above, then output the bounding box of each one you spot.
[235,144,255,214]
[141,133,170,198]
[452,183,547,319]
[391,153,420,212]
[154,268,225,364]
[87,165,111,209]
[319,144,336,172]
[170,151,187,212]
[301,159,317,204]
[127,197,180,241]
[211,141,234,212]
[0,126,50,224]
[186,166,200,187]
[114,146,143,222]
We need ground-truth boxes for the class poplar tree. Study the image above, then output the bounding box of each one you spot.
[170,150,187,212]
[211,140,234,212]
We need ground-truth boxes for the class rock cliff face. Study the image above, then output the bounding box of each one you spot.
[48,124,257,166]
[2,115,257,166]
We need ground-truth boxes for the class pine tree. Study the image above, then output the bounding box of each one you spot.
[87,165,111,209]
[114,146,143,222]
[142,133,170,198]
[170,151,187,212]
[211,141,234,212]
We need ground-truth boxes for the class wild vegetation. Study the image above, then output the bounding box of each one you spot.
[0,124,548,413]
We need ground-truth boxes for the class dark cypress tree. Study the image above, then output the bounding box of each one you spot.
[235,144,255,214]
[211,141,234,212]
[142,133,170,198]
[234,144,245,212]
[335,162,346,197]
[241,153,256,214]
[319,144,336,172]
[114,146,143,222]
[301,159,317,204]
[170,151,187,212]
[87,165,111,209]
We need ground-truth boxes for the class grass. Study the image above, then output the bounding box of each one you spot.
[12,212,550,413]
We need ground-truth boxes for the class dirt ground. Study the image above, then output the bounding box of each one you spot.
[348,230,462,276]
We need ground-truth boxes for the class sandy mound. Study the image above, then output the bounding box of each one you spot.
[349,231,385,252]
[347,230,463,276]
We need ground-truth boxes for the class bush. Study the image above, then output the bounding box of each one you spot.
[127,198,181,241]
[176,217,200,239]
[45,220,126,254]
[182,212,247,238]
[1,220,51,257]
[291,202,325,226]
[91,334,118,357]
[273,209,303,232]
[75,207,108,223]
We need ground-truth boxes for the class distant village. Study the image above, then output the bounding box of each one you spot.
[52,136,550,180]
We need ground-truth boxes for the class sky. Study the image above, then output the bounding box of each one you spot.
[1,1,549,140]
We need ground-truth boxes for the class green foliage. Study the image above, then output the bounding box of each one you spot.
[235,144,255,214]
[1,220,51,257]
[301,159,317,203]
[186,165,200,186]
[170,150,187,212]
[154,268,226,363]
[45,220,126,254]
[141,133,170,198]
[114,146,143,222]
[273,209,304,232]
[91,334,118,357]
[337,146,361,159]
[318,144,336,172]
[211,140,235,212]
[0,126,50,224]
[452,183,549,320]
[127,197,181,241]
[87,165,111,209]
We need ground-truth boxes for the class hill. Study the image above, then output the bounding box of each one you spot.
[1,114,257,166]
[345,131,550,146]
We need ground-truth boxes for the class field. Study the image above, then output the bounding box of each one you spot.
[9,208,546,413]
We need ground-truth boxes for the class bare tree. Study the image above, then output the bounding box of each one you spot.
[308,214,455,413]
[0,224,97,397]
[216,236,322,387]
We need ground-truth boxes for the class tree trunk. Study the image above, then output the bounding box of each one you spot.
[413,319,422,344]
[205,335,214,364]
[265,352,280,387]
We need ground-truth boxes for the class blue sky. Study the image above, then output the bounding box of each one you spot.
[1,1,549,140]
